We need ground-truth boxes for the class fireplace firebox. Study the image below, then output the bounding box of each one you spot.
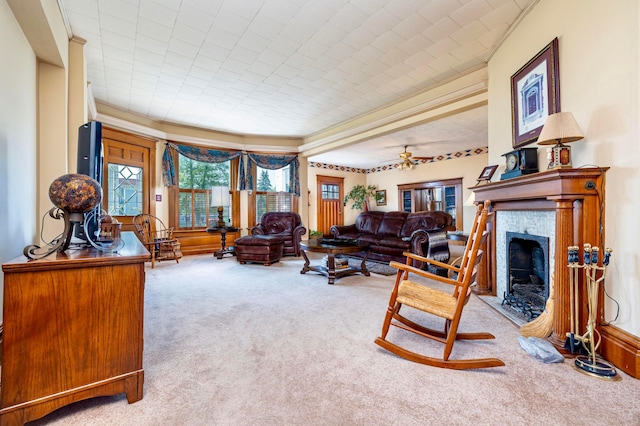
[502,232,549,320]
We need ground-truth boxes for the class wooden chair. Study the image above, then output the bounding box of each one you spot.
[133,214,182,268]
[374,200,504,370]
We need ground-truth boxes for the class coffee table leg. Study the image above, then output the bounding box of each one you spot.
[300,250,311,274]
[327,253,336,285]
[360,250,370,276]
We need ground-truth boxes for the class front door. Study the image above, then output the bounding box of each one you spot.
[316,175,344,236]
[101,128,156,234]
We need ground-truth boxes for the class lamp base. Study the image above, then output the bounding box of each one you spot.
[215,206,226,228]
[573,355,621,381]
[547,143,573,169]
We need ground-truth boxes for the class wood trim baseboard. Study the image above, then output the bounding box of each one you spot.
[599,324,640,378]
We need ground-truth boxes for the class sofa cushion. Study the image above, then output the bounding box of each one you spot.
[377,211,408,237]
[358,233,382,245]
[379,237,411,250]
[355,211,384,234]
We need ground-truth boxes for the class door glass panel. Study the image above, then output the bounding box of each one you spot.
[107,163,143,216]
[321,183,339,199]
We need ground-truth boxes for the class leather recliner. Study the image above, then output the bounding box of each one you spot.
[250,212,307,257]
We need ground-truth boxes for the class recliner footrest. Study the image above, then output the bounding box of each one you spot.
[234,235,284,265]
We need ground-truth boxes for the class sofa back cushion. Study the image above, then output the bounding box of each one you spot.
[400,211,454,237]
[377,211,409,237]
[355,211,384,234]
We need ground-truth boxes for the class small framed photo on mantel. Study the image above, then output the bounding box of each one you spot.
[476,165,498,185]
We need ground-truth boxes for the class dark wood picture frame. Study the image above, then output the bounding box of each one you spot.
[477,165,498,183]
[511,37,561,148]
[376,190,387,206]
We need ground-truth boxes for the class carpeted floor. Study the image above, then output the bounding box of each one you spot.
[28,254,640,425]
[346,257,396,275]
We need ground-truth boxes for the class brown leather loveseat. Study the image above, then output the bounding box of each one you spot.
[329,210,455,264]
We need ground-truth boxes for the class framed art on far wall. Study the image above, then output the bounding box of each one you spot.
[376,190,386,206]
[511,37,561,148]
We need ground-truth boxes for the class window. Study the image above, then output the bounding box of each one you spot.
[178,155,231,229]
[253,164,297,223]
[106,164,143,216]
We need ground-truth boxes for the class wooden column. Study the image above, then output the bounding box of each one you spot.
[549,199,576,347]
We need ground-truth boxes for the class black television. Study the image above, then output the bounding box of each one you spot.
[77,121,103,182]
[75,121,104,242]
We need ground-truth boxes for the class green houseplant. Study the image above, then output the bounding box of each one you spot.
[344,185,381,210]
[308,230,323,239]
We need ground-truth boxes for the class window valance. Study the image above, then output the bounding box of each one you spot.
[162,142,242,187]
[239,153,300,196]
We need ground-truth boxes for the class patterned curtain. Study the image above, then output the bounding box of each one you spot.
[162,142,242,187]
[238,153,300,196]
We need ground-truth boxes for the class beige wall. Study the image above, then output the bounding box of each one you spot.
[488,0,639,335]
[0,0,39,320]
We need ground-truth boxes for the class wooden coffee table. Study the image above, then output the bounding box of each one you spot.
[299,239,370,285]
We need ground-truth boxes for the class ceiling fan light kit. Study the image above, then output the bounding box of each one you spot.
[394,145,432,170]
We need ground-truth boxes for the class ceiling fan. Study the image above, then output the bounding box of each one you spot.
[394,145,434,170]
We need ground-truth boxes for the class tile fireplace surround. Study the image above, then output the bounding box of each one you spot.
[472,168,640,379]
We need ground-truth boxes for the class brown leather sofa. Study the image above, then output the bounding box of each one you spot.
[329,210,455,264]
[250,212,307,257]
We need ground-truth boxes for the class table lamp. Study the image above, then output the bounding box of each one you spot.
[537,112,584,169]
[211,186,230,228]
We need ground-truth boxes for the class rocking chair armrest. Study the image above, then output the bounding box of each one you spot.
[389,260,462,287]
[402,251,460,273]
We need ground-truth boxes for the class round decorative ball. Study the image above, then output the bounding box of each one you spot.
[49,173,102,213]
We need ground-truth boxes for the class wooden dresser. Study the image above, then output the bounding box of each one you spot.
[0,232,149,425]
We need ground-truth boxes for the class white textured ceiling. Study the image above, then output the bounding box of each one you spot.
[59,0,535,167]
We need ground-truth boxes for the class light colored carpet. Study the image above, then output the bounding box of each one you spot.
[30,253,640,425]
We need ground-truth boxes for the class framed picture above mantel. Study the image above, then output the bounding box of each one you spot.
[511,37,561,148]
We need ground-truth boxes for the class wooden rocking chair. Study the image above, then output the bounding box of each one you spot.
[133,214,182,268]
[374,200,504,370]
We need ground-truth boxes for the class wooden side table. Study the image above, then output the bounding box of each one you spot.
[206,226,239,259]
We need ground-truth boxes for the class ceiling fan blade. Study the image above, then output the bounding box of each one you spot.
[413,156,434,161]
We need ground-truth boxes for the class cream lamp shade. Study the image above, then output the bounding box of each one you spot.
[537,112,584,169]
[211,186,230,228]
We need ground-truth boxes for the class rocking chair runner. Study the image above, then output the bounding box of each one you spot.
[133,214,182,268]
[374,200,504,370]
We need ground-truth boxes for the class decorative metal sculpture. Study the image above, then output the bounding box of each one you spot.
[24,174,123,260]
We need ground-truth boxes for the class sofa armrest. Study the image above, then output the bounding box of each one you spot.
[330,224,357,237]
[250,225,265,235]
[292,225,307,256]
[406,229,450,270]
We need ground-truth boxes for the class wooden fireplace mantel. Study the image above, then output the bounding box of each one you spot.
[471,168,640,378]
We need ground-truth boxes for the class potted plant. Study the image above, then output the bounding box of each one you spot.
[344,184,381,211]
[309,230,323,239]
